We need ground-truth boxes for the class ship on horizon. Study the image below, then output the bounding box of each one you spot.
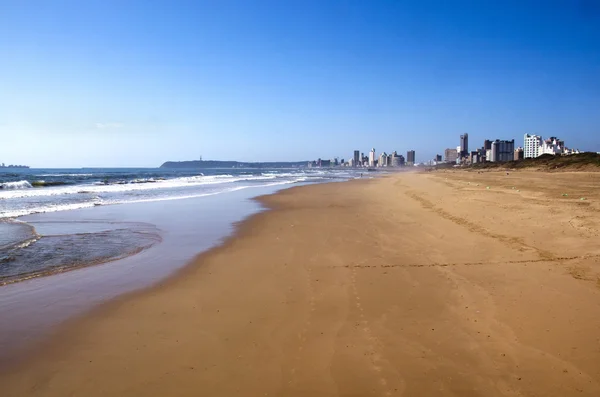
[0,163,30,169]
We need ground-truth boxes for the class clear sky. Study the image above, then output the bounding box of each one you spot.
[1,0,599,167]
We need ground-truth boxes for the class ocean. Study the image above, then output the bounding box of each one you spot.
[0,167,360,219]
[0,167,363,285]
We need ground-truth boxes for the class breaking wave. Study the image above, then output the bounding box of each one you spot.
[0,174,300,199]
[0,181,33,190]
[0,168,362,219]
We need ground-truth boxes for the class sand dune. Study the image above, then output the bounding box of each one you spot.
[3,171,600,396]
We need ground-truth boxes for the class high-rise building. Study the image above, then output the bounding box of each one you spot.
[406,150,416,165]
[444,148,458,163]
[489,144,497,162]
[390,151,404,167]
[524,134,543,158]
[353,150,360,166]
[476,147,486,162]
[484,140,492,151]
[368,148,376,167]
[460,133,469,158]
[514,147,524,161]
[523,134,565,158]
[378,152,388,167]
[469,151,480,164]
[489,139,515,162]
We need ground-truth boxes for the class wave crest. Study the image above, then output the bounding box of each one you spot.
[1,181,33,190]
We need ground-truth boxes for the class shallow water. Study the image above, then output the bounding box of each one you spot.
[0,169,369,365]
[0,168,363,283]
[0,184,290,365]
[0,222,37,250]
[0,221,161,285]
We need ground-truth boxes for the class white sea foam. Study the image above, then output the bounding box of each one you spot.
[0,174,286,199]
[0,180,33,190]
[261,172,299,178]
[0,170,356,219]
[0,202,100,219]
[15,237,40,249]
[0,179,308,219]
[83,180,304,206]
[35,174,94,177]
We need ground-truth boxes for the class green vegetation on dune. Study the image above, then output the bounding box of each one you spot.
[464,153,600,171]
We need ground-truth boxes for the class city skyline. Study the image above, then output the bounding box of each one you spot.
[308,146,413,168]
[308,127,589,168]
[3,128,590,169]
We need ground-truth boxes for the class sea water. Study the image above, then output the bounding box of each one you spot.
[0,167,357,218]
[0,167,362,284]
[0,171,368,364]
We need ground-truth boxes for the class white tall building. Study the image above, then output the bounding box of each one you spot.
[378,152,388,167]
[368,148,376,167]
[541,137,565,155]
[524,134,543,158]
[524,134,567,158]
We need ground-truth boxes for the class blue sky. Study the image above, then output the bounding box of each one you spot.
[1,0,599,167]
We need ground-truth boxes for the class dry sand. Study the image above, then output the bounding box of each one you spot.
[2,171,600,396]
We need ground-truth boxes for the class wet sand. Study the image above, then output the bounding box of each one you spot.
[0,186,280,365]
[3,171,600,396]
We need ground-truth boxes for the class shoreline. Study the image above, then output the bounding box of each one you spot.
[3,171,600,396]
[0,179,362,371]
[0,178,369,373]
[0,175,362,286]
[0,182,303,366]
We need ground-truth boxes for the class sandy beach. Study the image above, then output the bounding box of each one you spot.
[2,170,600,396]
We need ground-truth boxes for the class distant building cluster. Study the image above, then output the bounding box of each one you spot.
[308,148,416,168]
[440,132,581,165]
[307,131,583,169]
[0,162,29,169]
[523,134,580,158]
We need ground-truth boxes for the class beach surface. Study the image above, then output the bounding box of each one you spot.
[3,170,600,396]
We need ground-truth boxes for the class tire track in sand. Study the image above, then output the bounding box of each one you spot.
[327,253,600,269]
[405,191,555,260]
